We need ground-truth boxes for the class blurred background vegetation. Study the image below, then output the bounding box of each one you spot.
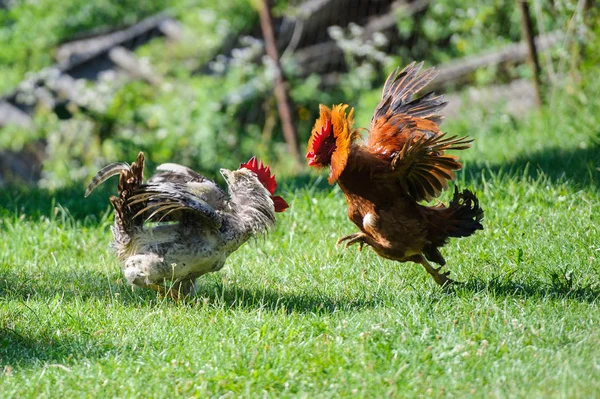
[0,0,597,191]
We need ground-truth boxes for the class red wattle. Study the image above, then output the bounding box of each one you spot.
[271,195,289,212]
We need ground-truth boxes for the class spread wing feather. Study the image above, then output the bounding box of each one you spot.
[149,163,227,209]
[128,182,222,229]
[389,134,472,201]
[367,62,471,202]
[371,62,445,128]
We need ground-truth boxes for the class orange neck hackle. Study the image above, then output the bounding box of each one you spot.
[306,104,357,184]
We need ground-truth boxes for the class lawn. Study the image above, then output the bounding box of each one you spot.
[1,71,600,397]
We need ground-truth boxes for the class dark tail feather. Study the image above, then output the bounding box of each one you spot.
[445,187,484,238]
[117,152,145,198]
[423,187,483,265]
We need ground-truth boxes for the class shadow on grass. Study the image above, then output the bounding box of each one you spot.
[0,266,383,314]
[0,268,176,366]
[0,267,159,305]
[0,326,118,367]
[0,184,112,223]
[458,274,600,303]
[0,281,378,367]
[465,143,600,188]
[193,280,385,314]
[3,256,599,311]
[0,269,116,367]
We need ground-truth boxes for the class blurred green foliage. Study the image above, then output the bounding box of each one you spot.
[0,0,172,94]
[396,0,584,85]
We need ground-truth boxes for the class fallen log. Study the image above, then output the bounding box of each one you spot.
[109,46,163,86]
[0,13,176,127]
[54,13,173,72]
[429,31,563,90]
[291,0,430,76]
[442,78,537,119]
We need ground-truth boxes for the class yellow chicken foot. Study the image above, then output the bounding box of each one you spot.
[417,257,456,287]
[336,233,368,251]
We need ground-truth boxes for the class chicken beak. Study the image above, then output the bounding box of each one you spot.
[220,168,233,182]
[306,151,318,166]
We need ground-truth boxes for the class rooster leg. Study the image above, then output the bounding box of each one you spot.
[336,233,369,251]
[166,279,197,301]
[416,256,455,287]
[147,283,163,293]
[149,280,196,301]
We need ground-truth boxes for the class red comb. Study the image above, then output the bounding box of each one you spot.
[311,119,333,154]
[240,157,289,212]
[240,156,277,194]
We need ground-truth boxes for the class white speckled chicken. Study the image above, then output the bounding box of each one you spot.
[85,152,288,297]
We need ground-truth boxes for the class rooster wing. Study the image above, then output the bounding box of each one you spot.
[149,163,227,209]
[366,62,471,201]
[128,182,223,229]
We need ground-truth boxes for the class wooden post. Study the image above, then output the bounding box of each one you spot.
[258,0,301,167]
[518,0,543,108]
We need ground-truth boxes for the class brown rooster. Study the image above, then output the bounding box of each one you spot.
[85,152,288,297]
[306,62,483,286]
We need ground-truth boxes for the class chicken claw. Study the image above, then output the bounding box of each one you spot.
[417,257,456,287]
[336,233,369,251]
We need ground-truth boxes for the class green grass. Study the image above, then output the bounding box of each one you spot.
[2,72,600,397]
